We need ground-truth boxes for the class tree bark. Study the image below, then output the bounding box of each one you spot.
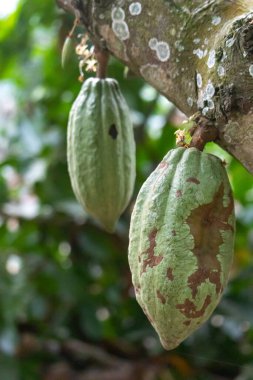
[57,0,253,174]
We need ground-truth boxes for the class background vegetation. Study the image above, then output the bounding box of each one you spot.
[0,1,253,379]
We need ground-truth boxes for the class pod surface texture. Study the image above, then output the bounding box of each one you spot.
[67,78,136,232]
[128,147,235,349]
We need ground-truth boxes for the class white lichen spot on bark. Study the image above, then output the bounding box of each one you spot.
[202,106,209,115]
[207,49,216,68]
[217,65,225,77]
[197,98,204,108]
[129,2,142,16]
[226,38,235,48]
[196,73,202,88]
[207,99,215,109]
[149,38,158,50]
[193,48,204,59]
[112,21,130,41]
[155,41,170,62]
[205,82,215,98]
[187,97,194,107]
[221,50,228,62]
[175,40,184,52]
[193,38,201,44]
[249,64,253,77]
[111,7,125,21]
[212,16,221,26]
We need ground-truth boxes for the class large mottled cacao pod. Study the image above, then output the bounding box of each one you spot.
[67,77,136,232]
[128,147,235,350]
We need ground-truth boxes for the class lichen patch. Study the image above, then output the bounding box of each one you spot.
[111,7,125,21]
[129,2,142,16]
[212,16,221,26]
[196,73,202,88]
[112,21,130,41]
[149,37,158,50]
[207,49,216,68]
[155,41,170,62]
[187,97,194,107]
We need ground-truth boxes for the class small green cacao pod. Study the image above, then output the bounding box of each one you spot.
[67,77,136,232]
[128,147,235,350]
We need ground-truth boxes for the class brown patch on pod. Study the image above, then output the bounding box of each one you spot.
[186,177,200,185]
[186,184,234,298]
[141,228,163,274]
[176,190,182,198]
[135,284,141,295]
[157,290,166,304]
[167,267,174,281]
[176,295,212,319]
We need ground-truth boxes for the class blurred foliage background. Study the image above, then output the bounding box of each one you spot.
[0,1,253,379]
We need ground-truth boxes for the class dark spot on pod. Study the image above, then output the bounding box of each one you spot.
[167,267,174,281]
[157,290,166,304]
[172,230,177,236]
[183,320,191,326]
[186,177,200,185]
[135,285,141,294]
[176,190,182,198]
[109,124,118,139]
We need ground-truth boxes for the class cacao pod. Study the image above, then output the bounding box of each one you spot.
[67,77,136,232]
[128,147,235,350]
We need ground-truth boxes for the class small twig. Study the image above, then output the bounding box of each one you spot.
[62,339,124,368]
[69,16,79,37]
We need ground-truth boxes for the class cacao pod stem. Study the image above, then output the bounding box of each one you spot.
[189,113,218,151]
[95,47,109,79]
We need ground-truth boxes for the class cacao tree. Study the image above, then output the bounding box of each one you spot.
[0,1,253,378]
[57,0,253,349]
[57,0,253,172]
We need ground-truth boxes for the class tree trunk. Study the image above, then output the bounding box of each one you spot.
[57,0,253,174]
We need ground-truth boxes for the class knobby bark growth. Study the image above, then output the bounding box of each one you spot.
[57,0,253,173]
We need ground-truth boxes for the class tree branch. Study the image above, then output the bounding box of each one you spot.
[57,0,253,173]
